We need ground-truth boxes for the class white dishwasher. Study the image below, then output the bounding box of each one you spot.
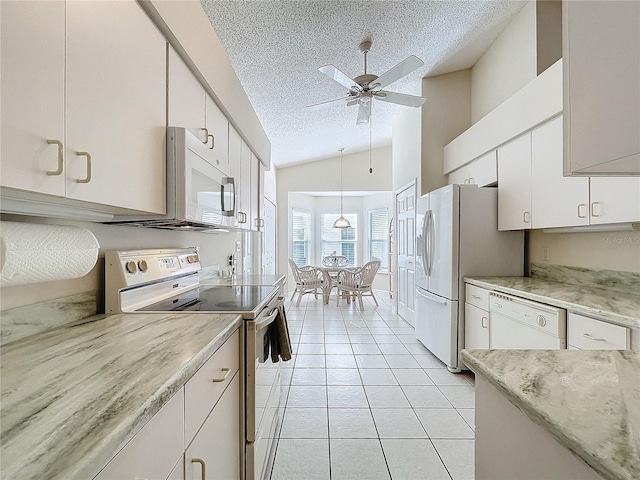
[489,292,567,349]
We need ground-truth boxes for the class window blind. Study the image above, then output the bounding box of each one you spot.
[369,208,389,271]
[292,209,311,266]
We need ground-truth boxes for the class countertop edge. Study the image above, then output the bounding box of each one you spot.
[76,314,244,480]
[464,277,640,330]
[461,349,625,480]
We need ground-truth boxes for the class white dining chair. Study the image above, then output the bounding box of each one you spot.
[335,260,381,310]
[288,259,328,306]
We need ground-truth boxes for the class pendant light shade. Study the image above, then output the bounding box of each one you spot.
[333,148,351,229]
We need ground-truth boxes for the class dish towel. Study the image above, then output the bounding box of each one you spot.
[269,300,292,362]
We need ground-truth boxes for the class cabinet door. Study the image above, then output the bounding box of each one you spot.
[95,390,184,480]
[65,0,166,214]
[250,153,261,230]
[228,125,242,227]
[1,0,65,196]
[531,116,589,228]
[238,140,253,229]
[589,177,640,225]
[464,303,490,349]
[185,373,240,480]
[468,151,497,187]
[563,1,640,174]
[205,96,230,176]
[168,47,207,143]
[497,133,532,230]
[448,167,469,186]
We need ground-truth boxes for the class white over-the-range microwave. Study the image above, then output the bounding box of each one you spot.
[110,126,236,231]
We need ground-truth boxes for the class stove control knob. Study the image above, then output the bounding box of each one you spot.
[187,255,199,264]
[125,261,137,274]
[138,260,148,272]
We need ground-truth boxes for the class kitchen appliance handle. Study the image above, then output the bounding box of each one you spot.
[416,288,447,305]
[221,177,236,216]
[428,210,436,276]
[254,304,280,330]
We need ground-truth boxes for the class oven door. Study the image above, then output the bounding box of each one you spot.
[245,300,284,480]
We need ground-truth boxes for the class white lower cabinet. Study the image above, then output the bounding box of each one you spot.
[186,373,241,480]
[567,312,630,350]
[464,284,491,349]
[94,328,241,480]
[94,390,185,480]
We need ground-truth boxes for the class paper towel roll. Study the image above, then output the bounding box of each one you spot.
[0,222,99,287]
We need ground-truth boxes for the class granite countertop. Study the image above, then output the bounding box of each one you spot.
[0,311,242,480]
[462,349,640,480]
[465,276,640,329]
[199,273,285,287]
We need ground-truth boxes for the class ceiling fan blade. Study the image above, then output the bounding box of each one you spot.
[374,90,426,108]
[318,65,360,91]
[305,97,346,111]
[356,101,371,124]
[373,55,424,90]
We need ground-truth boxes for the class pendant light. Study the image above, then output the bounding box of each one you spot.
[333,148,351,229]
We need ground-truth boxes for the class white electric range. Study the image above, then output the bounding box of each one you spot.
[105,247,284,480]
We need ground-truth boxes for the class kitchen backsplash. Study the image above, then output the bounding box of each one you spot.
[530,263,640,296]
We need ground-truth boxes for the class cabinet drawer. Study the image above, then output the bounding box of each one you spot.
[185,329,240,445]
[567,313,630,350]
[465,284,490,311]
[95,389,184,480]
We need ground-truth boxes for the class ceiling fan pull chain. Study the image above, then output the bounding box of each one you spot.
[369,113,373,174]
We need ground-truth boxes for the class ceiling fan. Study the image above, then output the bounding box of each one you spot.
[307,40,427,125]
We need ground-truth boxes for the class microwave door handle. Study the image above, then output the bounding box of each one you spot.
[221,177,236,216]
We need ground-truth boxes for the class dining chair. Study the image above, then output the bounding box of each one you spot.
[335,260,381,310]
[288,259,328,306]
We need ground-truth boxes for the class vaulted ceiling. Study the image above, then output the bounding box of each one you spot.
[201,0,527,168]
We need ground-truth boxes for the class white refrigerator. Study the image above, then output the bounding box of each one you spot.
[415,184,523,371]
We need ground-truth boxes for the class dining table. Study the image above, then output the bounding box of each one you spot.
[315,265,359,303]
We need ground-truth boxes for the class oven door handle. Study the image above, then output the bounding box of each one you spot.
[254,305,280,330]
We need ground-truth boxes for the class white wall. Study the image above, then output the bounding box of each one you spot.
[392,83,422,193]
[0,214,241,311]
[471,0,537,122]
[263,166,277,203]
[277,146,393,288]
[421,69,472,195]
[363,192,394,291]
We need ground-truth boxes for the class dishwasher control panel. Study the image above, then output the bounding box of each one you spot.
[489,292,567,343]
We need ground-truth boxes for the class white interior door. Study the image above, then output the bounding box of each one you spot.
[396,182,416,325]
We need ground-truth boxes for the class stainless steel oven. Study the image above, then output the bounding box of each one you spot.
[105,248,285,480]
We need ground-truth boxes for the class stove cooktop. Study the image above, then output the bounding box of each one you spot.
[138,285,277,317]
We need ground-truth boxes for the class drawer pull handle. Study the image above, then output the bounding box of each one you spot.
[192,457,206,480]
[481,316,488,329]
[471,294,481,300]
[211,367,231,382]
[46,139,64,175]
[581,333,606,342]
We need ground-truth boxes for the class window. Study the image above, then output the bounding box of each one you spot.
[292,209,311,266]
[369,208,389,271]
[320,212,357,265]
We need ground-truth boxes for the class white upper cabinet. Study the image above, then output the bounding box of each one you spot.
[251,152,261,230]
[168,47,230,176]
[168,47,207,141]
[563,0,640,175]
[498,133,532,230]
[1,0,166,215]
[1,1,65,197]
[589,177,640,225]
[65,1,166,214]
[531,116,589,229]
[449,151,497,187]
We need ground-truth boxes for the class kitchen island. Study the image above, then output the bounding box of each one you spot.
[0,311,242,479]
[462,349,640,480]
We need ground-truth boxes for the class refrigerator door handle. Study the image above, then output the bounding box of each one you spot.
[422,210,431,276]
[429,210,436,275]
[416,288,448,305]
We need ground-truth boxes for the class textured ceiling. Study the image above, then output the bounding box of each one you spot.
[201,0,526,168]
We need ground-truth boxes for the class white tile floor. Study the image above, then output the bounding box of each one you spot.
[269,290,476,480]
